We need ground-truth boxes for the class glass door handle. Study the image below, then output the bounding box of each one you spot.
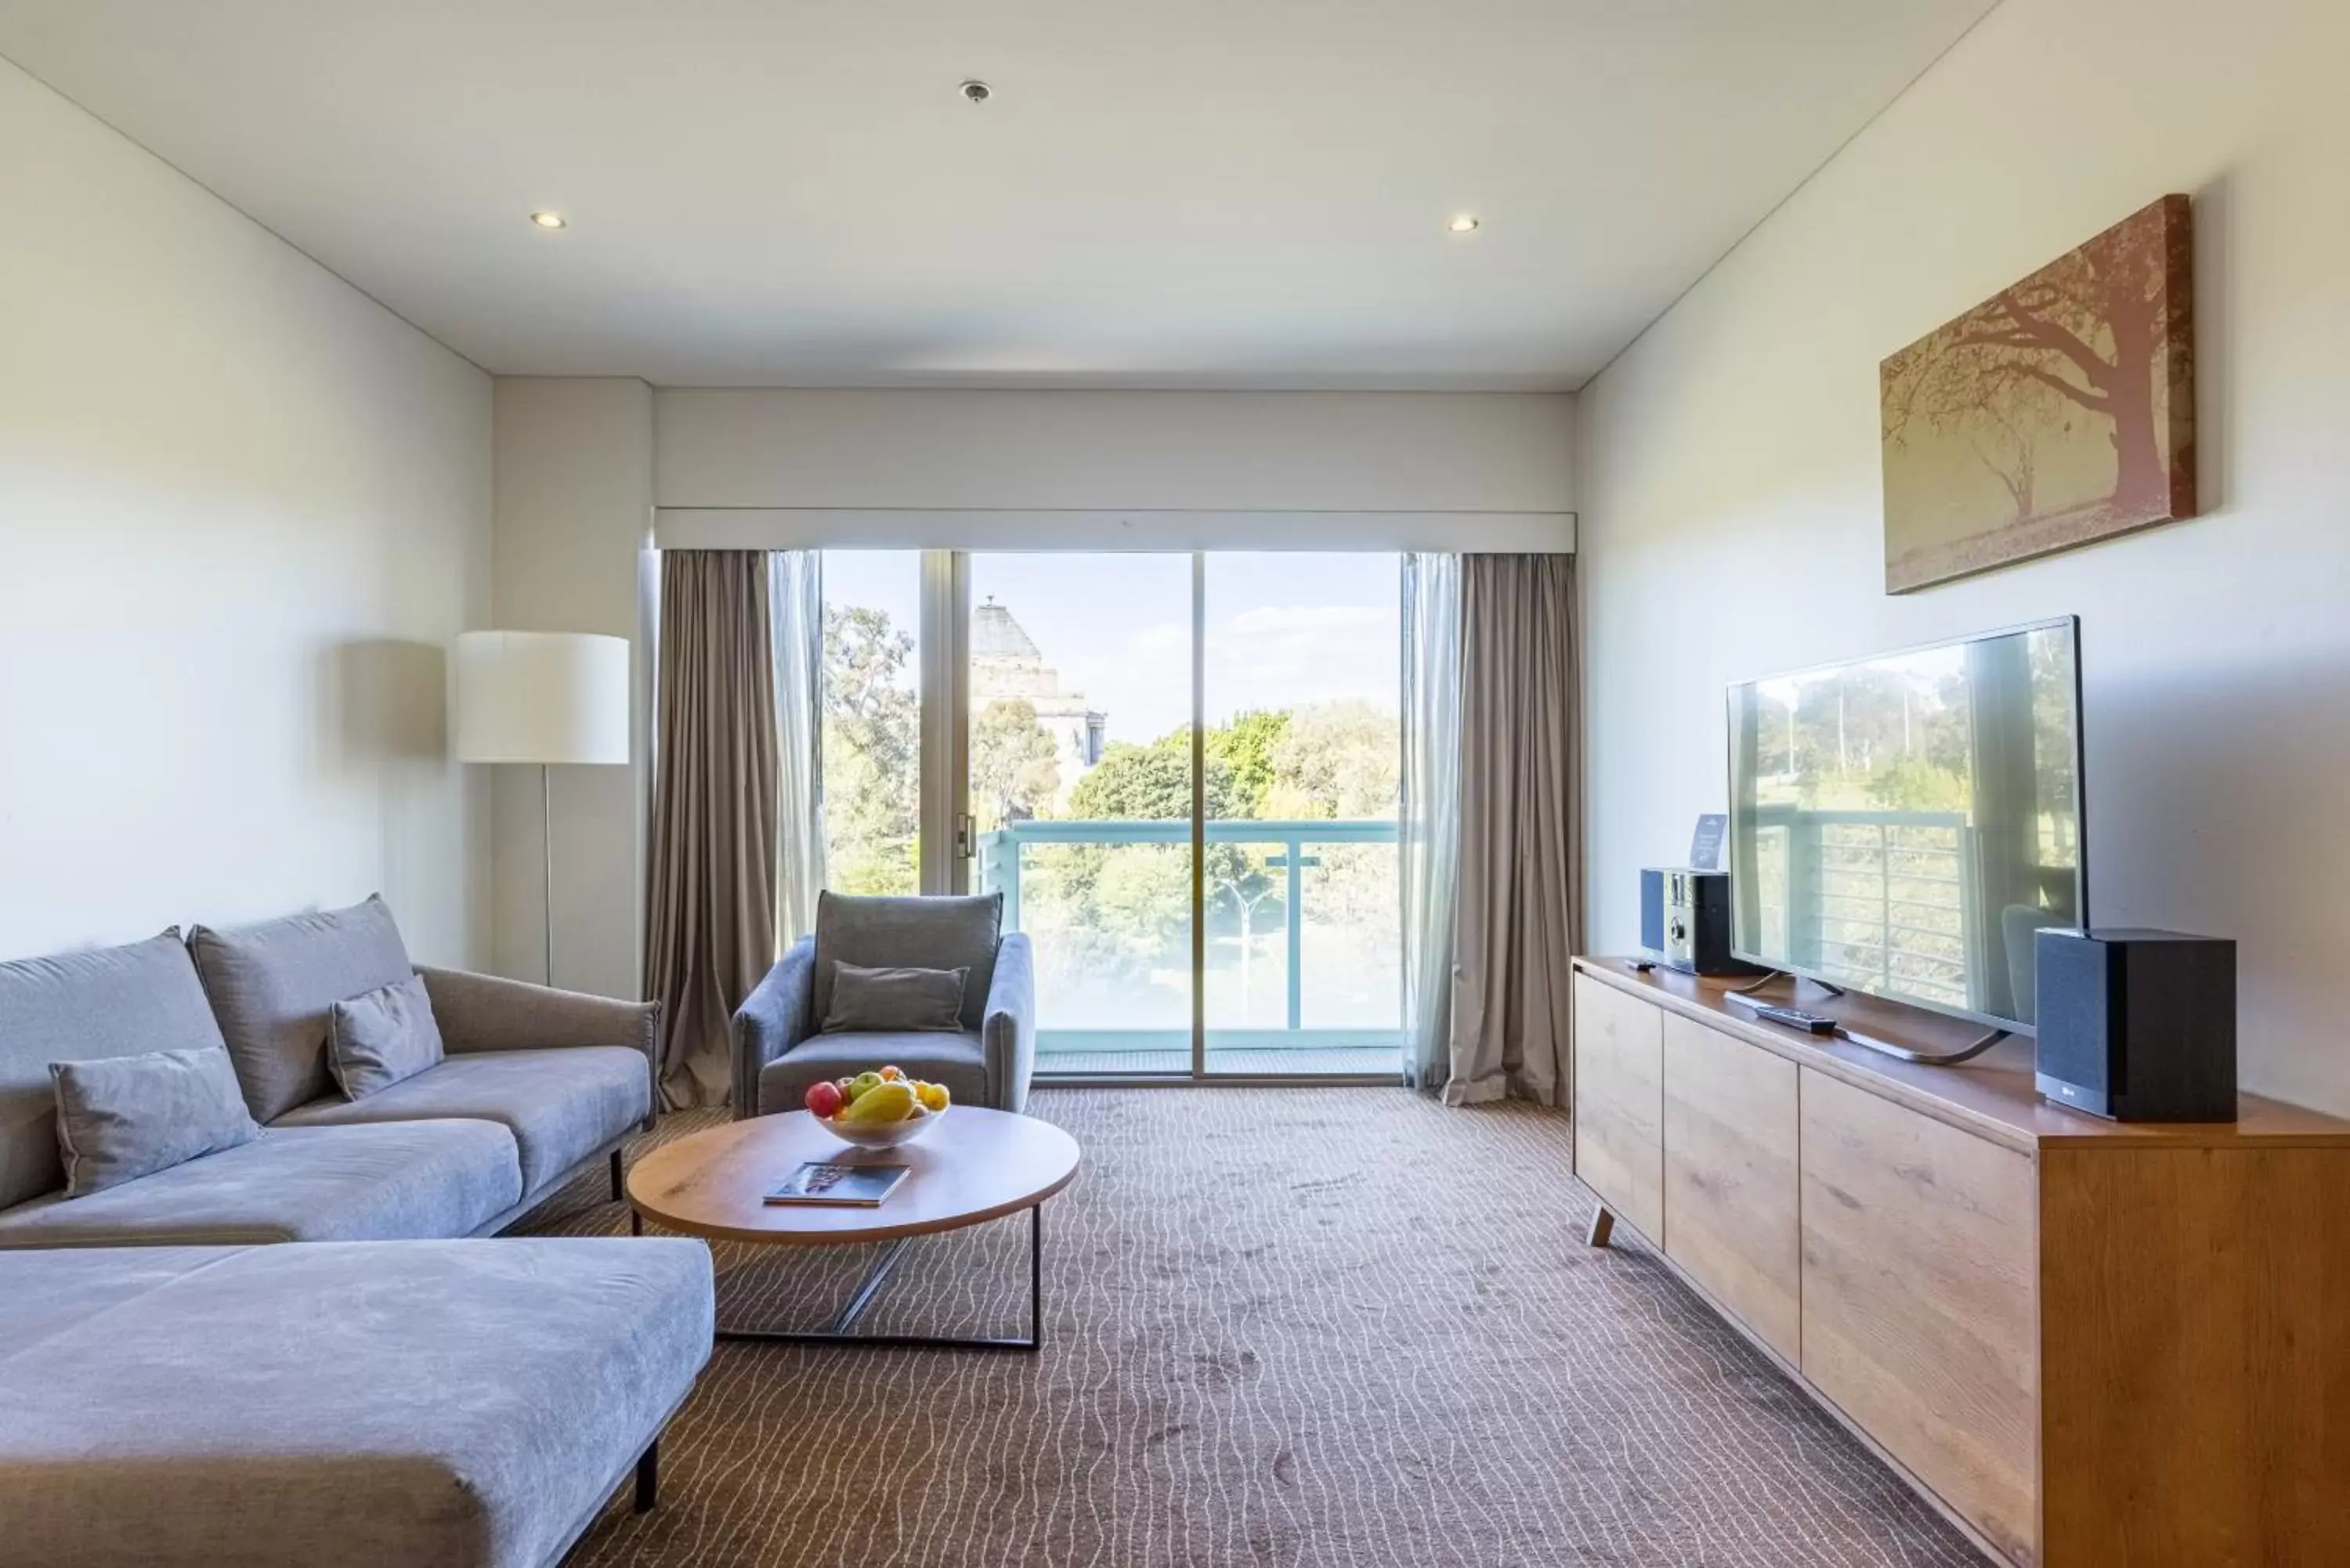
[953,813,975,860]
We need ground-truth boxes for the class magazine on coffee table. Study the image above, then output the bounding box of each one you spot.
[764,1161,910,1207]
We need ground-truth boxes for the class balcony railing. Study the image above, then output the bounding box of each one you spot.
[977,818,1402,1067]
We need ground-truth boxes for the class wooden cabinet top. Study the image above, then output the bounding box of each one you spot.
[1574,957,2350,1155]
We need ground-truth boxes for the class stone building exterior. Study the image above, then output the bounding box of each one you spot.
[970,598,1105,806]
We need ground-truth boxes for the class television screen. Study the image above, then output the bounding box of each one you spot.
[1726,618,2084,1032]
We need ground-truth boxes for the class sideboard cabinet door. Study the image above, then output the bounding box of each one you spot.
[1572,973,1665,1241]
[1661,1013,1800,1360]
[1799,1068,2039,1564]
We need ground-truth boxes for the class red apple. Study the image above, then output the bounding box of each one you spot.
[804,1080,844,1118]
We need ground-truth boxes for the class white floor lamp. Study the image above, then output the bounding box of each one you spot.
[454,630,631,987]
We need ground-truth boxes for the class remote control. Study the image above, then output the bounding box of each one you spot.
[1752,1004,1838,1034]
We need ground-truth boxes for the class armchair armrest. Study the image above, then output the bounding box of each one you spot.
[414,966,661,1127]
[732,936,816,1118]
[981,933,1036,1115]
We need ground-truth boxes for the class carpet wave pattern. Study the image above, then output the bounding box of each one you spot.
[531,1089,1976,1567]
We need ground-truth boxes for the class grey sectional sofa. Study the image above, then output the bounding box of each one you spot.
[0,899,712,1566]
[0,898,656,1247]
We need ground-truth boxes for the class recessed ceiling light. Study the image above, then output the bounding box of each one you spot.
[530,211,567,230]
[960,79,992,103]
[1446,215,1480,234]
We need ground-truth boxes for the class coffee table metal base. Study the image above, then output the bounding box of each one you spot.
[716,1202,1043,1353]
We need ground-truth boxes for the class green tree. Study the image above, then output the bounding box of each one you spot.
[971,698,1061,832]
[1261,701,1401,956]
[1206,709,1289,817]
[1066,733,1231,820]
[821,604,918,894]
[1265,700,1399,819]
[1054,732,1267,970]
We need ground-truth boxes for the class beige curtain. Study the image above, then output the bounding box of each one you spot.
[1447,554,1582,1107]
[645,551,779,1108]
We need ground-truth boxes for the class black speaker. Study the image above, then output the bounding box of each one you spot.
[2034,928,2236,1122]
[1640,867,1752,976]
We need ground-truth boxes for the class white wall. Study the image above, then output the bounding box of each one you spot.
[489,379,653,999]
[1576,0,2350,1111]
[0,57,492,965]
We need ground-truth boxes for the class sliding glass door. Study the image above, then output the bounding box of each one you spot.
[1199,555,1404,1075]
[812,547,1404,1082]
[958,551,1402,1082]
[965,553,1196,1072]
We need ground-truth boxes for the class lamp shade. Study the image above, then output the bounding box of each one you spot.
[454,631,629,765]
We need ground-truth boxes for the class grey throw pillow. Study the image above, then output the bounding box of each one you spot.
[50,1047,260,1198]
[327,974,446,1099]
[187,894,414,1122]
[820,963,971,1034]
[812,891,1001,1032]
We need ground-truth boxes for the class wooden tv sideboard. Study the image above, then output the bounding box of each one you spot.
[1571,956,2350,1568]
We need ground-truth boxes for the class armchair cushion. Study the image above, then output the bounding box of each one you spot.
[819,963,971,1035]
[757,1030,988,1115]
[812,891,1001,1033]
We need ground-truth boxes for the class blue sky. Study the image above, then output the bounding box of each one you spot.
[824,551,1402,745]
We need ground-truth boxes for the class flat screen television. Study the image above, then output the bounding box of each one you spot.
[1726,617,2084,1034]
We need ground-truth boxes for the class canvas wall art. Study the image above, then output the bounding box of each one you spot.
[1880,193,2196,594]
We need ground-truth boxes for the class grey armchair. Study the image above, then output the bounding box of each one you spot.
[732,892,1036,1118]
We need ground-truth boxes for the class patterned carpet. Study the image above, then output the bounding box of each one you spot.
[1036,1048,1401,1076]
[526,1089,1976,1568]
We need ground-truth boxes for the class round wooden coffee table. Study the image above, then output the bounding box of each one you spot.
[626,1107,1079,1351]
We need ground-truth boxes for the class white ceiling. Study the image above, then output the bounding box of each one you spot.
[0,0,1997,389]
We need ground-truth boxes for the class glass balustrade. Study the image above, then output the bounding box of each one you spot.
[978,817,1403,1075]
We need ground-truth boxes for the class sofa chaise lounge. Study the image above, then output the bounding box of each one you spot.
[0,1237,712,1567]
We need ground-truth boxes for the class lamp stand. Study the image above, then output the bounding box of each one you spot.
[541,763,555,988]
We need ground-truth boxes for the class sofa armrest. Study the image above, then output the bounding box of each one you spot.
[981,933,1036,1115]
[732,936,816,1118]
[415,966,661,1125]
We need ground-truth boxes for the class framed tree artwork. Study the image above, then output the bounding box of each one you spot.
[1880,194,2196,594]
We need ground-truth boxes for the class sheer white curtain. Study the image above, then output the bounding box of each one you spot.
[1400,553,1462,1093]
[768,550,827,946]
